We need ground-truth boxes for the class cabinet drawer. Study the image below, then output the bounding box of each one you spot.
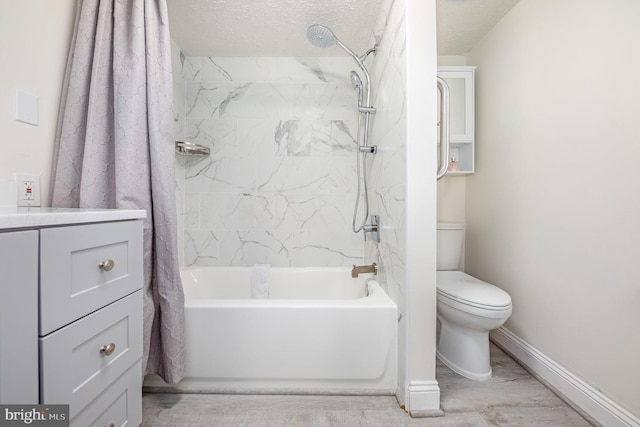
[39,220,143,335]
[70,360,142,427]
[40,291,142,419]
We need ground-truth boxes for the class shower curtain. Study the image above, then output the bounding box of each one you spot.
[50,0,185,384]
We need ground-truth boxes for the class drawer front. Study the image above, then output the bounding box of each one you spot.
[40,290,142,418]
[40,220,143,335]
[70,360,142,427]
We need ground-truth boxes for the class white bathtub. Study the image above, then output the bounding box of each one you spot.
[144,266,398,394]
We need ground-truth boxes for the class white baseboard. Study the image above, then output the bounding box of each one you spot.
[405,380,444,418]
[491,327,640,427]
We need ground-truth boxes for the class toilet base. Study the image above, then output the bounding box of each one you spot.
[436,321,493,381]
[437,349,492,381]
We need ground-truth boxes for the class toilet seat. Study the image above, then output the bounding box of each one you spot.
[437,271,512,312]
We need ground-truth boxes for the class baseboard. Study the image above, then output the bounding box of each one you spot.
[491,327,640,427]
[405,380,444,418]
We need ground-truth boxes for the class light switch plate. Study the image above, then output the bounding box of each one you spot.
[15,89,39,126]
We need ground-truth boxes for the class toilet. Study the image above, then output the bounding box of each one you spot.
[436,223,512,381]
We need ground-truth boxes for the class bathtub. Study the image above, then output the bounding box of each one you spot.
[144,266,398,394]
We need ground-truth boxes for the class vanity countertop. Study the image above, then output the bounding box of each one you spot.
[0,207,146,230]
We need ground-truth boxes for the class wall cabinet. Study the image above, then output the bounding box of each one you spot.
[0,211,144,426]
[438,66,476,174]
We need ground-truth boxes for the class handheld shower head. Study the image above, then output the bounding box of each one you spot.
[350,71,362,90]
[351,71,363,106]
[306,25,338,48]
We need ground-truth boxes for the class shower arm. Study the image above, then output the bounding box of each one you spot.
[336,40,373,109]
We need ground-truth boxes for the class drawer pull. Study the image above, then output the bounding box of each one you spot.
[100,343,116,356]
[98,259,115,271]
[105,424,115,427]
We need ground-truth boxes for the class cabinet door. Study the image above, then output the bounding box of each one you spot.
[0,230,39,404]
[438,69,475,143]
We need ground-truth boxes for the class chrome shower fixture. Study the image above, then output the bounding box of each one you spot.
[350,71,363,106]
[350,71,362,90]
[306,24,378,235]
[306,25,378,63]
[306,24,338,49]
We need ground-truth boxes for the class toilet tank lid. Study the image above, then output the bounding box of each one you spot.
[437,271,511,309]
[437,222,465,230]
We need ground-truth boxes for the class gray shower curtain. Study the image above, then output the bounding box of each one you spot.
[50,0,185,384]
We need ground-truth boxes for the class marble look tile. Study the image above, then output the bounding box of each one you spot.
[184,229,219,267]
[218,230,295,267]
[196,57,272,82]
[292,83,357,120]
[199,192,276,230]
[236,118,287,160]
[374,182,406,249]
[257,156,355,196]
[183,194,199,230]
[185,118,237,157]
[180,55,200,82]
[273,193,353,233]
[219,83,293,119]
[185,156,256,193]
[377,241,406,314]
[292,230,364,267]
[185,82,220,119]
[279,120,357,157]
[271,57,354,83]
[173,56,379,268]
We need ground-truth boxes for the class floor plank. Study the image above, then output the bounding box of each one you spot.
[142,344,593,426]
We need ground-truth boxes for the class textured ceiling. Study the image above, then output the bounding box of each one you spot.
[166,0,384,57]
[167,0,521,57]
[436,0,521,55]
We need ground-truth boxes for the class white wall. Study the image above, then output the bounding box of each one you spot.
[466,0,640,417]
[0,1,76,206]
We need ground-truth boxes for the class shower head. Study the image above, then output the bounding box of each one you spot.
[350,71,362,90]
[307,24,372,108]
[351,71,363,106]
[306,25,338,48]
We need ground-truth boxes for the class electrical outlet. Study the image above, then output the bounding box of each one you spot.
[14,173,41,207]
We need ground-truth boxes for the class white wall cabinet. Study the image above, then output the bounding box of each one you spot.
[438,66,476,174]
[0,212,143,426]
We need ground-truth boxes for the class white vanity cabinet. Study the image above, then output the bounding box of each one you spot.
[438,66,476,174]
[0,208,145,427]
[0,230,39,404]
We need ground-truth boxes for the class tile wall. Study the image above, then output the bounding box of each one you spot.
[171,46,367,267]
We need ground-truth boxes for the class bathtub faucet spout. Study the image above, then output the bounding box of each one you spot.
[351,262,377,278]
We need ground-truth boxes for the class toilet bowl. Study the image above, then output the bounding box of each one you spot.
[436,223,512,381]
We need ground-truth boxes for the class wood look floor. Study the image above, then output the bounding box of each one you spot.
[142,344,594,426]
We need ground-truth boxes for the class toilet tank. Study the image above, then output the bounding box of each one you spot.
[437,223,464,271]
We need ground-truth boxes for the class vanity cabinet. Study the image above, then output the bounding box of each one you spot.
[0,209,144,426]
[437,66,476,174]
[0,230,39,404]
